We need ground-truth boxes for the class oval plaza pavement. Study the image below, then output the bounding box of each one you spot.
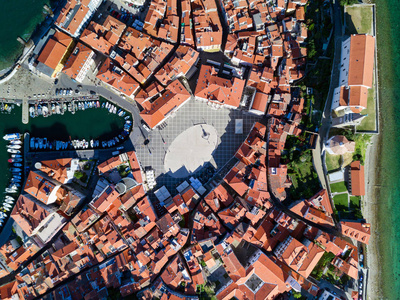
[164,124,219,178]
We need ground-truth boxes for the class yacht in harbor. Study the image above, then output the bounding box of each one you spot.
[3,133,20,141]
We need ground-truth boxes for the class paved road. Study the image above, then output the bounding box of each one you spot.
[268,190,340,236]
[319,0,343,142]
[312,135,328,189]
[312,0,343,196]
[318,279,350,299]
[56,72,149,142]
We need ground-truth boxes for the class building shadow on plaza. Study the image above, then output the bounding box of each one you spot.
[146,109,267,198]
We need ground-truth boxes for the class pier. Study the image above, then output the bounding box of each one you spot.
[22,99,29,124]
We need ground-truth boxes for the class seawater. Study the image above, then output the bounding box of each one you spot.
[0,0,50,70]
[0,101,125,202]
[374,0,400,298]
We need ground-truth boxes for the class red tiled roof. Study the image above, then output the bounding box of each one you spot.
[11,195,52,237]
[350,161,365,196]
[348,35,375,88]
[194,65,245,108]
[340,221,371,244]
[24,171,57,205]
[38,37,69,70]
[63,42,93,80]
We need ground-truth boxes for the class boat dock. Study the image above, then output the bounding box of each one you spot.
[22,99,28,124]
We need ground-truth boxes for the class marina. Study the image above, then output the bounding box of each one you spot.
[27,99,132,150]
[1,134,24,227]
[0,97,130,221]
[0,102,17,114]
[28,96,101,118]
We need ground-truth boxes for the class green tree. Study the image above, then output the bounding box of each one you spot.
[340,0,358,6]
[74,171,84,180]
[293,290,303,299]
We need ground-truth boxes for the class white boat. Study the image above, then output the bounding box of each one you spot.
[29,106,35,118]
[3,207,11,212]
[11,154,22,158]
[113,106,117,114]
[56,104,61,114]
[7,144,21,149]
[11,140,22,145]
[3,133,20,141]
[5,200,14,205]
[5,188,17,193]
[5,196,14,201]
[43,105,49,117]
[90,140,94,148]
[7,149,20,154]
[8,183,19,189]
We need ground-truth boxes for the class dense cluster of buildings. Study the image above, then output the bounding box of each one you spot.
[0,0,372,298]
[0,125,370,299]
[30,0,311,130]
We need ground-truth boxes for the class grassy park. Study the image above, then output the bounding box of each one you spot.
[345,4,374,35]
[330,181,348,193]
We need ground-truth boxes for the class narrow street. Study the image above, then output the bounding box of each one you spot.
[312,0,343,197]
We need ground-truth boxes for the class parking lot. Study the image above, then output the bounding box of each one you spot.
[95,0,150,26]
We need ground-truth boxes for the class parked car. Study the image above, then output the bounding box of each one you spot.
[141,120,151,132]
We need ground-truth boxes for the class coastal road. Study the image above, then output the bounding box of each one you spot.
[318,0,343,143]
[56,72,149,143]
[312,0,343,197]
